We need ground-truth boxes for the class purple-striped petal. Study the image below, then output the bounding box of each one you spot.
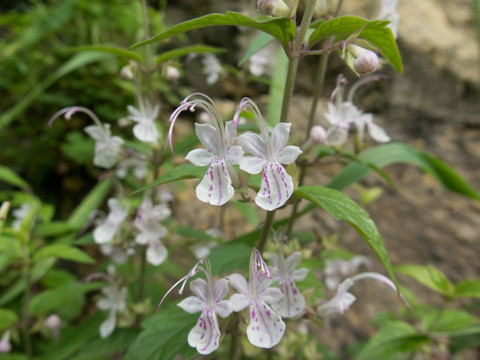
[255,162,294,211]
[247,300,285,348]
[187,308,221,355]
[271,279,305,318]
[196,159,234,206]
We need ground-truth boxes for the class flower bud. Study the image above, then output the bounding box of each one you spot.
[45,314,62,330]
[309,125,327,144]
[346,44,379,74]
[120,64,134,80]
[258,0,291,17]
[166,66,180,82]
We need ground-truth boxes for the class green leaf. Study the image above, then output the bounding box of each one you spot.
[0,308,19,331]
[133,164,206,195]
[455,279,480,299]
[28,282,105,316]
[296,185,397,287]
[238,32,275,66]
[233,201,259,227]
[328,142,480,201]
[308,16,402,73]
[0,235,23,259]
[0,51,111,130]
[70,45,142,62]
[395,264,455,297]
[355,321,429,360]
[67,180,112,228]
[33,244,95,264]
[124,304,197,360]
[156,45,225,65]
[268,46,289,126]
[209,240,253,276]
[34,221,77,237]
[422,309,476,335]
[0,165,30,190]
[130,12,296,51]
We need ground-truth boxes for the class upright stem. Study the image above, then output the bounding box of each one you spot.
[280,0,318,123]
[140,0,154,102]
[137,247,147,304]
[256,210,276,254]
[22,255,33,359]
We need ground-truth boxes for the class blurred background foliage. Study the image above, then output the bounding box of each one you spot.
[0,0,170,216]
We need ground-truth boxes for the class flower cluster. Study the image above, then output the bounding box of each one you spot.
[167,248,308,354]
[168,93,302,211]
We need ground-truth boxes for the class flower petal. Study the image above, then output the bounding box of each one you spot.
[99,309,116,338]
[195,123,221,155]
[261,288,284,305]
[291,268,309,282]
[285,252,302,273]
[270,123,291,155]
[255,162,294,211]
[187,309,221,355]
[367,118,391,143]
[93,221,117,244]
[196,159,234,206]
[236,132,267,158]
[215,299,232,318]
[214,278,229,302]
[228,274,248,294]
[133,122,159,143]
[225,145,244,165]
[190,278,208,302]
[225,120,237,148]
[247,300,285,348]
[326,122,349,146]
[177,296,204,314]
[271,279,305,318]
[277,145,302,165]
[229,293,250,312]
[186,149,214,167]
[240,156,267,174]
[146,239,167,266]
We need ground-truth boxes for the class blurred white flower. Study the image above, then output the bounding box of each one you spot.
[202,54,223,85]
[127,100,160,144]
[93,198,129,244]
[84,123,124,168]
[12,203,31,230]
[97,285,127,338]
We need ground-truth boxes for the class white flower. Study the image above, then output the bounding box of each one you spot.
[202,54,223,85]
[249,47,273,77]
[317,272,408,317]
[353,112,391,143]
[97,285,127,338]
[229,249,285,348]
[161,259,232,355]
[269,251,309,318]
[324,255,372,290]
[127,100,160,144]
[0,331,11,354]
[378,0,400,39]
[178,277,232,355]
[116,153,148,180]
[168,93,244,206]
[12,203,31,230]
[84,123,124,168]
[235,98,302,211]
[93,198,129,244]
[134,197,171,266]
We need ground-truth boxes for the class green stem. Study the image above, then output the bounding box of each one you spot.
[256,210,276,253]
[140,0,154,102]
[228,313,239,360]
[22,253,33,359]
[137,247,147,304]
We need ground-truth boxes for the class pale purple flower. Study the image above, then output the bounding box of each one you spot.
[235,98,302,211]
[45,314,63,339]
[168,93,244,206]
[269,251,309,318]
[97,284,127,338]
[324,75,390,146]
[202,54,223,85]
[116,152,148,180]
[84,123,124,168]
[0,331,11,354]
[229,248,285,348]
[324,255,372,290]
[378,0,400,39]
[317,272,409,317]
[134,197,171,266]
[93,198,129,244]
[161,259,232,355]
[127,100,160,144]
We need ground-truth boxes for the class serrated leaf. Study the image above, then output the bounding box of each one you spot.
[70,45,142,62]
[296,185,397,288]
[130,12,296,51]
[455,279,480,299]
[28,282,105,316]
[124,305,197,360]
[308,16,402,72]
[0,165,30,190]
[328,142,480,201]
[33,244,95,264]
[0,308,19,331]
[395,264,455,297]
[156,45,225,65]
[133,164,207,195]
